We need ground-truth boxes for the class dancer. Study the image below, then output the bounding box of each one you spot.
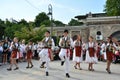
[85,36,97,71]
[7,37,19,71]
[73,34,83,70]
[59,29,73,78]
[39,30,55,76]
[106,37,117,74]
[26,40,34,68]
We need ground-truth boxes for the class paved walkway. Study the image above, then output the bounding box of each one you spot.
[0,60,120,80]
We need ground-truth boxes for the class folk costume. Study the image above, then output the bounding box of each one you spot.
[26,43,34,68]
[73,40,83,63]
[7,42,19,71]
[59,36,73,78]
[39,37,55,76]
[85,42,97,63]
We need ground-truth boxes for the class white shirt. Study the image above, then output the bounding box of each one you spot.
[59,36,74,48]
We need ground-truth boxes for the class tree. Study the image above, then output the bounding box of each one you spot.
[0,19,6,39]
[104,0,120,16]
[18,19,28,26]
[4,24,25,39]
[34,12,50,27]
[68,19,83,26]
[14,25,47,42]
[53,20,65,27]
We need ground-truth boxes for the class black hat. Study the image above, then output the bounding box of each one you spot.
[64,29,69,33]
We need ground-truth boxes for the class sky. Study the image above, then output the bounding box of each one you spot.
[0,0,106,24]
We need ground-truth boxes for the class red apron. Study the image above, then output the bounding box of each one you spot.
[75,46,82,57]
[88,47,95,57]
[26,50,32,59]
[106,51,113,61]
[11,49,18,58]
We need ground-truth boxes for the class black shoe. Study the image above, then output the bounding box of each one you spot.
[106,68,111,74]
[7,68,12,71]
[40,62,46,68]
[66,73,70,78]
[40,65,44,68]
[74,66,77,69]
[26,66,29,69]
[30,65,33,68]
[14,67,19,70]
[46,72,49,76]
[61,61,65,66]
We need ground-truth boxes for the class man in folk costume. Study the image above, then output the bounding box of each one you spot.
[106,37,117,74]
[73,34,83,70]
[85,36,97,71]
[7,37,19,71]
[39,30,55,76]
[59,29,74,78]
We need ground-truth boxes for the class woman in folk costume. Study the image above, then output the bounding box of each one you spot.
[26,40,34,68]
[59,29,74,78]
[20,39,26,62]
[73,34,83,70]
[106,37,117,74]
[39,30,55,76]
[7,37,19,71]
[85,36,97,71]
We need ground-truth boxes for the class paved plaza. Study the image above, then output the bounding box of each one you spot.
[0,60,120,80]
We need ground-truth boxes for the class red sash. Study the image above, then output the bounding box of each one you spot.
[48,49,51,59]
[75,46,82,57]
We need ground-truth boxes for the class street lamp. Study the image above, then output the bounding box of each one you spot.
[48,4,53,35]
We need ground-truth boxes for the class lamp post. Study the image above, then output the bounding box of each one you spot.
[48,4,53,35]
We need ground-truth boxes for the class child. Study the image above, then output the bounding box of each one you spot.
[26,40,33,68]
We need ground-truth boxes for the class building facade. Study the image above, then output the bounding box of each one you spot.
[46,13,120,42]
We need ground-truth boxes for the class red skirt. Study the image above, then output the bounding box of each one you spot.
[88,48,95,57]
[106,51,113,61]
[75,46,82,57]
[26,50,32,59]
[11,50,18,58]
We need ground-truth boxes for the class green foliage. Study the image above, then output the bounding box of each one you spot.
[14,25,47,43]
[104,0,120,16]
[0,12,66,41]
[0,19,6,39]
[4,24,25,39]
[34,12,50,27]
[18,19,28,26]
[53,20,65,27]
[68,19,83,26]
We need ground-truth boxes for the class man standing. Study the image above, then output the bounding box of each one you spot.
[59,29,73,78]
[39,31,55,76]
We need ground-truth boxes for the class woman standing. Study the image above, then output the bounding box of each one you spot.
[2,39,9,64]
[73,35,83,70]
[26,40,33,68]
[106,37,117,74]
[85,36,97,71]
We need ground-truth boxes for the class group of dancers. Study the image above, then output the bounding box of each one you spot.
[4,29,119,78]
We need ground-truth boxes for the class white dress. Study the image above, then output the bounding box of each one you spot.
[73,40,83,63]
[85,42,98,63]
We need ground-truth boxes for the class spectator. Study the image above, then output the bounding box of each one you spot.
[0,41,3,66]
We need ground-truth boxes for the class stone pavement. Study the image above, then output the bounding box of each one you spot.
[0,60,120,80]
